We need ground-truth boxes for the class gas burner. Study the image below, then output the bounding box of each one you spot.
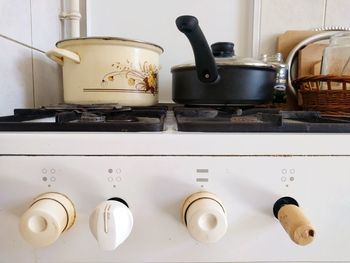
[0,105,167,132]
[174,106,350,132]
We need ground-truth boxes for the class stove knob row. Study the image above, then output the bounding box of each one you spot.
[19,192,315,249]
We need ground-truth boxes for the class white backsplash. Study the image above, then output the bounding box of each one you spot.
[324,0,350,28]
[31,0,62,51]
[0,0,32,46]
[31,0,63,108]
[33,51,63,107]
[0,0,63,116]
[258,0,326,56]
[258,0,350,57]
[0,37,33,114]
[1,0,350,115]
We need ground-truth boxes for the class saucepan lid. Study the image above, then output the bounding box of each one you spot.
[172,42,273,71]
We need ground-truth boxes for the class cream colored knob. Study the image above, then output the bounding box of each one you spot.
[19,192,76,247]
[182,192,227,243]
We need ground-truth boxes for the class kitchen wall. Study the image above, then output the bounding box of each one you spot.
[0,0,64,116]
[1,0,350,115]
[257,0,350,56]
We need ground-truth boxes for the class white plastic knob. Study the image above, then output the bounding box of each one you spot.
[89,199,133,251]
[182,192,227,243]
[19,192,76,247]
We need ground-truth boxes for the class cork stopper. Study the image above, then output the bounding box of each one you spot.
[273,197,315,246]
[278,204,315,245]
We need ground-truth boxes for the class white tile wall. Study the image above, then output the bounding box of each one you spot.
[0,0,32,45]
[325,0,350,28]
[31,0,62,51]
[0,37,33,116]
[31,0,63,107]
[33,51,63,107]
[0,0,63,115]
[0,0,33,116]
[257,0,350,57]
[259,0,326,56]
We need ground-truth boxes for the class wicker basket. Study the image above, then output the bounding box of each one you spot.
[293,75,350,115]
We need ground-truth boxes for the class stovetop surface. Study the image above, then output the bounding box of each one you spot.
[1,104,350,133]
[174,106,350,132]
[0,104,167,132]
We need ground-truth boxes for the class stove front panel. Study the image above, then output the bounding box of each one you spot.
[0,155,348,262]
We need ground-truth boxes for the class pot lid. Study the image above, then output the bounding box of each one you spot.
[56,36,164,54]
[171,42,273,71]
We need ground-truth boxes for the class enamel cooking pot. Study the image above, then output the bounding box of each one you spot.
[171,16,276,105]
[46,37,163,106]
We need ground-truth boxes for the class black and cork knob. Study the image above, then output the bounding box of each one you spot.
[273,196,315,246]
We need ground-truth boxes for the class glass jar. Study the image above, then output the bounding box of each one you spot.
[321,32,350,76]
[261,53,288,103]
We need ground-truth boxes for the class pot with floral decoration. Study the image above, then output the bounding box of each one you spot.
[46,37,163,106]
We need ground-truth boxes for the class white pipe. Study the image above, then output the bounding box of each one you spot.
[60,0,81,39]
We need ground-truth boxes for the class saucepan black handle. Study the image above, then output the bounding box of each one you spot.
[176,15,219,83]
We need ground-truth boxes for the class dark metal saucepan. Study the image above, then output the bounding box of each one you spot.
[171,15,277,105]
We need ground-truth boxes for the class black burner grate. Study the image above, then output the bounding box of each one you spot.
[174,106,350,132]
[0,105,167,132]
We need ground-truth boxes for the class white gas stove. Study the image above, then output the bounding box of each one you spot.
[1,107,350,263]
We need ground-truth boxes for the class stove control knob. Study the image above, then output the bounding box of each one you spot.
[19,192,76,247]
[273,196,315,246]
[182,192,227,243]
[90,198,133,251]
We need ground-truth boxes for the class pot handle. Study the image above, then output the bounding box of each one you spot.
[176,15,219,83]
[46,48,81,66]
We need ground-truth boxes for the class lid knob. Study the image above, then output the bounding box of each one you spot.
[211,42,235,57]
